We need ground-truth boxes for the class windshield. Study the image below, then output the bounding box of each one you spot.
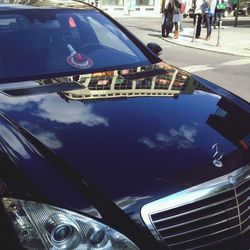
[0,9,150,82]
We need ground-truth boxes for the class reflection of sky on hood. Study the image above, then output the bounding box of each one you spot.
[0,124,30,159]
[20,121,63,149]
[36,96,109,127]
[0,94,43,111]
[0,93,108,127]
[139,124,197,150]
[36,131,63,149]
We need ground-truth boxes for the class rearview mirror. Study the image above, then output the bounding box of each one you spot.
[147,43,162,55]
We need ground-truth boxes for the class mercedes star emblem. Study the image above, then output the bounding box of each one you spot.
[212,143,224,168]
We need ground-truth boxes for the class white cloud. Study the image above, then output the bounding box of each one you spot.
[36,132,63,149]
[0,92,109,127]
[139,124,197,150]
[138,137,156,149]
[20,121,62,149]
[36,97,109,127]
[0,94,43,111]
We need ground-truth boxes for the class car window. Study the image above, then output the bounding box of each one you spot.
[0,9,150,82]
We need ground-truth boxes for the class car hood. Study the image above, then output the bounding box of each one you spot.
[0,62,250,219]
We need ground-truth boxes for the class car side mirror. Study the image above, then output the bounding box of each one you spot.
[147,43,162,55]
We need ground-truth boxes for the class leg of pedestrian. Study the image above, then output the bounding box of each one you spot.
[173,22,179,39]
[206,13,213,40]
[192,15,198,42]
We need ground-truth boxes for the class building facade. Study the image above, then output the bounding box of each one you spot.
[88,0,162,16]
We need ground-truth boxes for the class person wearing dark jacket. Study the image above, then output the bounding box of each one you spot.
[161,0,173,37]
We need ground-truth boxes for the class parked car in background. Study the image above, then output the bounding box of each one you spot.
[0,1,250,250]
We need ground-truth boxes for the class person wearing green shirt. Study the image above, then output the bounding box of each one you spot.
[232,0,237,9]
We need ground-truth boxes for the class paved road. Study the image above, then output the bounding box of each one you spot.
[116,17,250,102]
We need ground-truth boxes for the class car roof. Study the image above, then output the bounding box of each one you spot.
[0,0,93,11]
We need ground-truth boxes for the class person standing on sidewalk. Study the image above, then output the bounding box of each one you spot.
[179,0,189,32]
[193,0,204,39]
[172,0,181,39]
[161,0,173,37]
[213,0,225,29]
[203,0,216,40]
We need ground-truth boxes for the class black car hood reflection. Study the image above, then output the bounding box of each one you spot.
[1,62,250,218]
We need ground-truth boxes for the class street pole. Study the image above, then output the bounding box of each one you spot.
[216,20,222,46]
[234,0,240,27]
[192,15,198,42]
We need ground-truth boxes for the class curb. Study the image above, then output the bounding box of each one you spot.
[161,37,250,58]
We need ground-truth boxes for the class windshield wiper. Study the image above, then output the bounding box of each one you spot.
[1,82,83,97]
[121,68,167,80]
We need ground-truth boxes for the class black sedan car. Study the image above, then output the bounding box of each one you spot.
[0,1,250,250]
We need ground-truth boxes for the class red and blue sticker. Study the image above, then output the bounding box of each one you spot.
[66,44,93,69]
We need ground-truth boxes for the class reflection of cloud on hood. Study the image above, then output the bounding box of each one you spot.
[36,132,63,149]
[36,97,109,127]
[0,92,108,127]
[0,94,43,111]
[20,121,63,149]
[0,124,30,159]
[139,125,197,150]
[138,138,156,149]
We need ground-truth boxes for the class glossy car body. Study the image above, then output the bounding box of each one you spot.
[0,1,250,250]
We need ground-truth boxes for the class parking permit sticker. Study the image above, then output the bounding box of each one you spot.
[66,44,93,69]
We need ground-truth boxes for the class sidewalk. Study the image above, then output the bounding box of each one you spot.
[162,25,250,57]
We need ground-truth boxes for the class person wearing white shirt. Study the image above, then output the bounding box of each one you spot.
[193,0,204,38]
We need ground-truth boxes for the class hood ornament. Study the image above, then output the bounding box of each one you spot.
[212,143,224,168]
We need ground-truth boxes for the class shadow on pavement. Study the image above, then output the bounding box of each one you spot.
[222,18,250,28]
[137,27,160,32]
[148,33,162,37]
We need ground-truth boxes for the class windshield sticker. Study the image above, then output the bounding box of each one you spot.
[68,17,77,29]
[66,44,93,69]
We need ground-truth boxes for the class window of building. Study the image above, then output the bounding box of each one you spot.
[102,0,124,6]
[135,0,155,6]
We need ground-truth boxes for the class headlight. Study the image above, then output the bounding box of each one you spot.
[2,198,139,250]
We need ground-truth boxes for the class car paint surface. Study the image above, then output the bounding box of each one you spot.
[0,1,250,249]
[1,62,249,217]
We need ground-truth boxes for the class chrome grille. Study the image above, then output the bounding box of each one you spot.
[141,165,250,250]
[236,178,250,232]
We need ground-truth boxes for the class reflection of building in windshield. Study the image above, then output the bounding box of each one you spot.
[57,63,197,101]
